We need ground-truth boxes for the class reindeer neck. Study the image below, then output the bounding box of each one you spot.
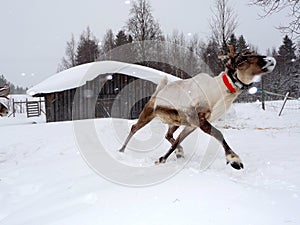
[224,69,253,92]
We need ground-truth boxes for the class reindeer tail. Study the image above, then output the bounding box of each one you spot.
[152,76,168,98]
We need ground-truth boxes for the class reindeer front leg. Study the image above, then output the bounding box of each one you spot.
[198,115,244,170]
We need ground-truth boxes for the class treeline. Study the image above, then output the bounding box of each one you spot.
[0,75,27,94]
[58,0,300,101]
[264,35,299,99]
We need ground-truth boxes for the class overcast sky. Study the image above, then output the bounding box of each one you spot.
[0,0,291,88]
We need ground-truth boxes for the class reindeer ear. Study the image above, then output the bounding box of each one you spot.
[229,45,235,58]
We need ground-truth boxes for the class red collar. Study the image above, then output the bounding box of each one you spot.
[222,72,237,93]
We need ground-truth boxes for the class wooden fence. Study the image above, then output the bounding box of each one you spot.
[8,97,45,118]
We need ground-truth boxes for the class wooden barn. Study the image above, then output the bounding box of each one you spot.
[27,61,179,122]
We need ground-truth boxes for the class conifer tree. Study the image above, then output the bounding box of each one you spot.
[264,35,299,98]
[76,27,99,65]
[115,30,132,47]
[275,35,299,97]
[236,35,248,53]
[202,39,224,76]
[277,35,297,64]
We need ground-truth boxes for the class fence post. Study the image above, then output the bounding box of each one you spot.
[13,98,15,117]
[20,100,23,113]
[278,92,290,116]
[261,77,265,110]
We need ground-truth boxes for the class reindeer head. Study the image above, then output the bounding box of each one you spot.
[223,45,276,86]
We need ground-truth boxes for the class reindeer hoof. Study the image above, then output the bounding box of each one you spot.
[229,161,244,170]
[176,154,184,159]
[175,146,185,159]
[155,157,166,165]
[118,147,125,153]
[226,153,244,170]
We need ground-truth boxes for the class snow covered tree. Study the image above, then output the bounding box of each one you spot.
[76,27,99,65]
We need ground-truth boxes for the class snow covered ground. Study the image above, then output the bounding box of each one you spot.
[0,100,299,225]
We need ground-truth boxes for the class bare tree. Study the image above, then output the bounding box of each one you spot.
[57,34,77,71]
[99,29,116,60]
[209,0,238,52]
[126,0,163,62]
[166,30,186,67]
[102,29,115,54]
[127,0,163,41]
[251,0,300,39]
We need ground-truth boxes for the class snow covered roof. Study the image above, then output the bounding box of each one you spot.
[27,61,180,96]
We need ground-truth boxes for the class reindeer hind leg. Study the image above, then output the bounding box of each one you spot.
[165,125,185,158]
[156,126,195,164]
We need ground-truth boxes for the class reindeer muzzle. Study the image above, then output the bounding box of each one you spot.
[262,57,276,73]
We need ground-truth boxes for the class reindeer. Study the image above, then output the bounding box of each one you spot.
[0,84,10,116]
[119,46,276,170]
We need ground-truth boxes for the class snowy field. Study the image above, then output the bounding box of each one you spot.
[0,100,300,225]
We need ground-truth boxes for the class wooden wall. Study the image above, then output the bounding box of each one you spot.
[43,74,156,122]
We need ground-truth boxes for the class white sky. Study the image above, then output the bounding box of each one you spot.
[0,0,291,88]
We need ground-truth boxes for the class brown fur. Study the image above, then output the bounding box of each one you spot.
[155,106,187,126]
[0,103,8,116]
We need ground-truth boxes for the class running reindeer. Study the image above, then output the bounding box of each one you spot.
[119,46,276,170]
[0,84,10,116]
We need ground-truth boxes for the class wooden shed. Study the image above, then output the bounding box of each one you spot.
[27,61,179,122]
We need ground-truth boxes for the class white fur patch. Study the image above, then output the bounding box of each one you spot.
[226,153,242,164]
[252,75,261,82]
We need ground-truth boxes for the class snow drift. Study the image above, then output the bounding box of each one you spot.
[0,101,299,225]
